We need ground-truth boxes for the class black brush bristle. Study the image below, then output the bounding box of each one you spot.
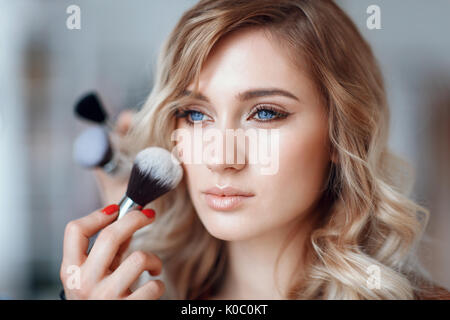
[74,92,108,123]
[125,147,183,206]
[126,165,171,206]
[98,144,113,167]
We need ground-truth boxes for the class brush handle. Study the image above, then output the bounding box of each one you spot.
[102,158,119,174]
[102,151,132,176]
[117,195,142,219]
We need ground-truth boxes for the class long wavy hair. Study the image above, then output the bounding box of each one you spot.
[122,0,434,299]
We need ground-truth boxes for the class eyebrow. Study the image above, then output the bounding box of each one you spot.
[181,88,300,103]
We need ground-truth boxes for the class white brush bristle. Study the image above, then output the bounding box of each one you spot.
[73,126,111,168]
[134,147,183,188]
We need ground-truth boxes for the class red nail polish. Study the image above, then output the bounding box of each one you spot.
[101,204,119,215]
[141,209,155,219]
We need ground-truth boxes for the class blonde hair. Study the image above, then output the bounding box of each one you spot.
[123,0,434,299]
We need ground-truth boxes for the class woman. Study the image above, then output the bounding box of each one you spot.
[60,0,450,299]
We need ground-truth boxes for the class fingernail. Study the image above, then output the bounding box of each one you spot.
[141,209,155,219]
[101,204,119,215]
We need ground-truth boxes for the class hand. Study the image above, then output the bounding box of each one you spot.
[60,205,164,299]
[93,110,135,205]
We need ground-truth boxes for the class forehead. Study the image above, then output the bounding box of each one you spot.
[186,27,314,98]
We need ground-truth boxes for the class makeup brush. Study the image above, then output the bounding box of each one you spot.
[73,126,132,176]
[117,147,183,219]
[74,91,114,130]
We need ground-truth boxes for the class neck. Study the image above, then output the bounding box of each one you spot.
[215,215,314,300]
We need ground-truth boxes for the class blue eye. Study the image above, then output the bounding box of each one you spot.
[250,106,289,122]
[175,108,211,125]
[189,110,206,122]
[255,109,276,120]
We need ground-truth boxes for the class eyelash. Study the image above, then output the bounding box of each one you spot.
[174,105,290,126]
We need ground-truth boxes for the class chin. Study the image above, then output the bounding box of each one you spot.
[205,227,256,241]
[197,210,264,241]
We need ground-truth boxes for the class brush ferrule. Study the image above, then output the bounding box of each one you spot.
[103,157,118,174]
[117,195,142,219]
[103,152,132,177]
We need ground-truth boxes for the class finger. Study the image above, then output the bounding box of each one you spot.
[62,204,119,268]
[125,280,165,300]
[83,209,155,279]
[110,237,132,271]
[106,250,163,296]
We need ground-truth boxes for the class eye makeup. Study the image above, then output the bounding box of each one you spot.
[174,104,291,126]
[174,106,213,126]
[246,104,290,123]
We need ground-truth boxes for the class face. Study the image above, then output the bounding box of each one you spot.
[174,27,331,241]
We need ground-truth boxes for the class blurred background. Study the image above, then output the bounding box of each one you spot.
[0,0,448,299]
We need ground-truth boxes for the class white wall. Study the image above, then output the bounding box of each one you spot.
[0,1,31,299]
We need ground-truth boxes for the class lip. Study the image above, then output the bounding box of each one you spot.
[203,186,254,197]
[202,186,254,211]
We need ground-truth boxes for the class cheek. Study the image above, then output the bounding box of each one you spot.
[257,118,331,215]
[182,163,213,215]
[182,163,203,195]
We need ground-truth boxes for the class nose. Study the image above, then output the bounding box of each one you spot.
[206,159,245,173]
[204,130,247,173]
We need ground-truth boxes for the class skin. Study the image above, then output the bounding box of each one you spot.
[176,27,332,299]
[60,27,332,300]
